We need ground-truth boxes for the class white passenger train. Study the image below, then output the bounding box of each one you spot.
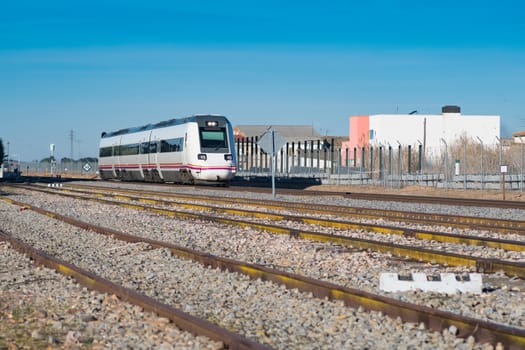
[98,115,237,184]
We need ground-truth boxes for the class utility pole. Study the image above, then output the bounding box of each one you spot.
[69,130,74,160]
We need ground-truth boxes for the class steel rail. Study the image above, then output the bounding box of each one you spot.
[342,191,525,210]
[228,183,525,209]
[2,200,525,349]
[3,188,525,279]
[46,183,525,234]
[0,230,271,350]
[18,184,525,252]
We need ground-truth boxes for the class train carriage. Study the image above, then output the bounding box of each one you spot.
[98,115,237,184]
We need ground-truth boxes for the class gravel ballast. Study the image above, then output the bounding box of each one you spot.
[2,183,522,349]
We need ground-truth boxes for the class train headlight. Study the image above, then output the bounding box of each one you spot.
[197,153,207,161]
[224,154,233,161]
[205,121,218,127]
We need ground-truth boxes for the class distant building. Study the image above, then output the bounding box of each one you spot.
[512,130,525,143]
[234,125,322,143]
[342,106,500,160]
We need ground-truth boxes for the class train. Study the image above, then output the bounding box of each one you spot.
[98,114,237,184]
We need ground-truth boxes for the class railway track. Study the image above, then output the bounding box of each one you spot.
[1,192,525,349]
[0,230,266,350]
[8,174,525,208]
[212,182,525,209]
[57,182,525,234]
[8,184,525,277]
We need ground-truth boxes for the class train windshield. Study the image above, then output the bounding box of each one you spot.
[199,128,229,151]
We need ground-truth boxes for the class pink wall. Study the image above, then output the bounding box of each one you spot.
[341,115,369,164]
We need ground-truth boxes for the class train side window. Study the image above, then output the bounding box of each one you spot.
[130,143,139,155]
[160,138,184,153]
[149,141,158,154]
[99,146,112,158]
[175,137,183,152]
[160,140,169,153]
[120,143,139,156]
[141,142,150,154]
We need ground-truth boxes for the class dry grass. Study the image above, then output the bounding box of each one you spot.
[308,184,525,201]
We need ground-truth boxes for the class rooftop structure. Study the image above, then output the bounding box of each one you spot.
[234,125,322,143]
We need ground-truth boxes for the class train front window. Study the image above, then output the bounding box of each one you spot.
[199,128,228,151]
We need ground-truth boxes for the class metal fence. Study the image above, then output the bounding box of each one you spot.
[10,159,99,178]
[235,137,525,191]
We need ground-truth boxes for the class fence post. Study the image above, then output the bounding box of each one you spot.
[310,140,314,173]
[241,138,246,172]
[463,142,467,190]
[245,138,249,172]
[291,142,295,174]
[379,146,384,182]
[440,138,448,189]
[286,142,290,175]
[236,138,240,171]
[397,142,402,187]
[388,145,393,188]
[303,141,307,169]
[370,146,374,179]
[330,138,335,174]
[520,137,524,192]
[361,147,365,169]
[297,142,301,173]
[417,141,422,174]
[345,147,349,175]
[497,136,502,167]
[323,143,327,172]
[337,148,341,185]
[408,145,412,174]
[520,136,524,192]
[255,136,260,173]
[497,136,502,190]
[250,137,254,172]
[279,147,284,174]
[477,137,484,190]
[317,140,321,173]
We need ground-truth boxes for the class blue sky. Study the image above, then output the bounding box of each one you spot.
[1,0,524,161]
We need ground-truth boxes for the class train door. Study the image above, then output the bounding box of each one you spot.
[115,136,123,178]
[151,135,163,181]
[182,132,188,167]
[111,144,117,178]
[138,135,146,180]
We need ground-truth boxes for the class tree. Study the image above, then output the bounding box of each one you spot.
[0,138,4,165]
[79,157,98,163]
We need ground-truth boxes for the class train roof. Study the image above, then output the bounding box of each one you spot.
[101,114,227,138]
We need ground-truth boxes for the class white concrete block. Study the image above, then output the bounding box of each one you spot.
[380,272,482,294]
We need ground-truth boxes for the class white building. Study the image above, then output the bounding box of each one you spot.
[342,106,500,159]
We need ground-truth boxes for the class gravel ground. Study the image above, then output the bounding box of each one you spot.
[2,183,522,349]
[0,241,223,350]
